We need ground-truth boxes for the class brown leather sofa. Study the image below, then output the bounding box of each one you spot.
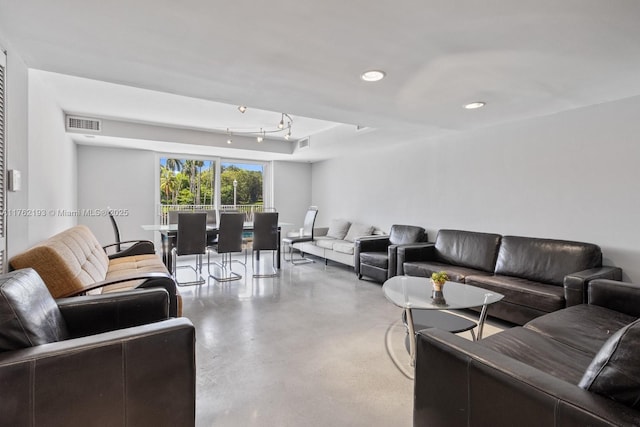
[398,229,622,325]
[0,268,195,426]
[9,225,182,316]
[414,279,640,426]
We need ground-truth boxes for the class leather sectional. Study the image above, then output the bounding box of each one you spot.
[398,229,622,325]
[414,278,640,426]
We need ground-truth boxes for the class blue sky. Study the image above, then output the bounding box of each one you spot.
[160,158,263,172]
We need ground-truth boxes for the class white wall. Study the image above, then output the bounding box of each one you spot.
[0,34,30,257]
[272,160,312,235]
[77,145,157,245]
[27,70,77,245]
[312,95,640,282]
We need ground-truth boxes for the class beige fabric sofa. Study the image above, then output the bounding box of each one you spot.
[292,220,384,267]
[9,225,181,316]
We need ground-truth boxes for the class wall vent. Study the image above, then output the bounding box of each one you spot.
[66,116,101,132]
[297,137,310,149]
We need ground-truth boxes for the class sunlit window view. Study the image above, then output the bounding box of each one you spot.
[159,158,264,222]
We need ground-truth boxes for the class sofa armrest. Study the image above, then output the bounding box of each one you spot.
[564,266,623,306]
[0,318,195,426]
[396,243,435,276]
[103,240,156,259]
[56,288,170,338]
[414,329,637,427]
[59,271,180,318]
[588,279,640,317]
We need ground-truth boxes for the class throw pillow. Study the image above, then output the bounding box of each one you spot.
[326,219,351,240]
[344,223,374,242]
[578,318,640,409]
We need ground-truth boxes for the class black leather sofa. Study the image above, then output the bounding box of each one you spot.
[355,224,427,282]
[398,229,621,325]
[0,268,196,426]
[414,279,640,426]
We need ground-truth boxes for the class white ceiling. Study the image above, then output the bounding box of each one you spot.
[2,0,640,161]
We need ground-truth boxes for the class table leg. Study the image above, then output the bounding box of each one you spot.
[277,229,281,269]
[477,303,489,340]
[405,307,416,367]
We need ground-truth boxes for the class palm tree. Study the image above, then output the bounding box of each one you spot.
[160,167,177,204]
[165,158,183,173]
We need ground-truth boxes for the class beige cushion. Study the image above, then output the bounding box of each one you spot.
[9,225,110,298]
[326,219,351,240]
[333,241,355,254]
[344,223,374,242]
[315,239,336,250]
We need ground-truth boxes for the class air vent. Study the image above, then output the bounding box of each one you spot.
[66,116,101,132]
[297,137,310,149]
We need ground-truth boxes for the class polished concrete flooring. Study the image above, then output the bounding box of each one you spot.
[175,255,506,427]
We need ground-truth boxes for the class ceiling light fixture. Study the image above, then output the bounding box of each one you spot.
[219,109,294,143]
[361,70,386,82]
[464,101,486,109]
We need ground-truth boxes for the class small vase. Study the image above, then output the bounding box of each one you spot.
[431,290,446,305]
[431,280,444,292]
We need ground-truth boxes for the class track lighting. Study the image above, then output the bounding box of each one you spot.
[220,109,294,143]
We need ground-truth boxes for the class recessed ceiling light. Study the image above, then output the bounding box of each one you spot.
[361,70,386,82]
[464,101,486,109]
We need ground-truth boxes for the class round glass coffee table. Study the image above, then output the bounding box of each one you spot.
[383,276,504,366]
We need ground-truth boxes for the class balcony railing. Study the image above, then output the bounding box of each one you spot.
[157,204,268,224]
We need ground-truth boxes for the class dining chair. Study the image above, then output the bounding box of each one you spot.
[282,206,318,264]
[251,211,279,278]
[106,209,155,258]
[208,212,245,282]
[171,212,207,286]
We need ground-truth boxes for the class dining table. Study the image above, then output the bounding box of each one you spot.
[141,222,282,273]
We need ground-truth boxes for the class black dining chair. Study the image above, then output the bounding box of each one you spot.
[105,209,155,259]
[251,212,279,278]
[208,212,245,282]
[282,206,318,264]
[171,212,207,286]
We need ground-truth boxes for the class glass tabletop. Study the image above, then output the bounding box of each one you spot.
[383,276,503,310]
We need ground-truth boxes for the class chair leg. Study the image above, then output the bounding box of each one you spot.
[284,242,315,265]
[252,249,278,278]
[172,249,206,287]
[208,251,243,282]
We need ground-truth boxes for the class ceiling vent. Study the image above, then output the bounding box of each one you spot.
[297,137,310,149]
[66,115,101,132]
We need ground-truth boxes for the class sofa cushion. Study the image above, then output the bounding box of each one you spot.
[495,236,602,286]
[0,269,69,352]
[434,229,501,273]
[333,241,355,255]
[315,237,337,250]
[326,219,351,240]
[389,225,426,245]
[479,327,594,384]
[524,304,636,356]
[403,261,491,283]
[344,223,374,242]
[578,318,640,409]
[9,225,110,297]
[360,252,388,269]
[466,274,565,314]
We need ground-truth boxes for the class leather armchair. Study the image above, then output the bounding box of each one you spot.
[355,224,427,282]
[0,269,196,427]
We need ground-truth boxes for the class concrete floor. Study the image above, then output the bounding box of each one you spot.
[175,255,506,427]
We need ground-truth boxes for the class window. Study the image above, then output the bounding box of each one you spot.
[159,156,268,222]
